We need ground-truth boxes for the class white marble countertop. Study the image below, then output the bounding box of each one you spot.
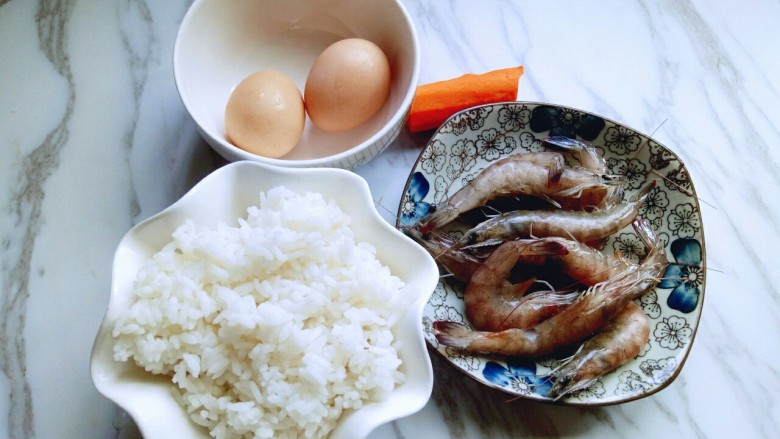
[2,0,779,438]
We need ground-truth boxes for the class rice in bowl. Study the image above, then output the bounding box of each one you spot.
[112,186,411,439]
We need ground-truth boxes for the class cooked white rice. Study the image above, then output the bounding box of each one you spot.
[112,186,409,439]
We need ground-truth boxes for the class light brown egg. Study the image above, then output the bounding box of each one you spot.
[304,38,391,132]
[225,71,305,158]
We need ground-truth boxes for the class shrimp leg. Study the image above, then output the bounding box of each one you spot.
[547,301,650,399]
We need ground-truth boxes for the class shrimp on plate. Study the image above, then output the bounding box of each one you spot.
[514,219,656,287]
[546,301,650,399]
[464,239,578,332]
[419,151,624,233]
[434,219,667,357]
[459,181,655,249]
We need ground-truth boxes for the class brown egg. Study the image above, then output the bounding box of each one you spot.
[304,38,391,132]
[225,71,305,158]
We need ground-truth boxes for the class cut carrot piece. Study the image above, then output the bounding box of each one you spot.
[407,66,524,133]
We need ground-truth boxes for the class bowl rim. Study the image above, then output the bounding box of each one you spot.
[90,161,438,437]
[395,100,707,407]
[172,0,421,168]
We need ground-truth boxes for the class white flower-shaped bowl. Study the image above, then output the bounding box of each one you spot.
[397,102,706,406]
[91,161,438,438]
[174,0,420,170]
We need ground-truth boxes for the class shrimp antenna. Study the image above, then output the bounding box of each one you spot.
[648,118,667,137]
[547,344,586,376]
[561,227,578,242]
[424,230,484,268]
[655,261,719,286]
[630,118,717,211]
[627,118,668,162]
[373,196,407,224]
[431,240,461,262]
[671,261,721,274]
[648,170,717,210]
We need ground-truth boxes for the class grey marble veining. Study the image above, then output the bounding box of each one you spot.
[2,1,75,437]
[1,0,779,438]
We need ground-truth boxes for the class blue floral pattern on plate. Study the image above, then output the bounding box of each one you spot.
[397,102,706,406]
[658,238,704,313]
[529,104,606,140]
[400,172,433,226]
[483,358,553,397]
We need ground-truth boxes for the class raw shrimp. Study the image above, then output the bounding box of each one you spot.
[515,236,631,286]
[515,219,656,287]
[434,219,666,357]
[419,153,564,233]
[460,181,655,248]
[465,239,577,331]
[547,301,650,399]
[419,152,623,233]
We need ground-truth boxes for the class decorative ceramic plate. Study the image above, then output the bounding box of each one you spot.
[396,102,706,405]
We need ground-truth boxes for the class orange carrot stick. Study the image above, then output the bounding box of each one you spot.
[407,66,524,133]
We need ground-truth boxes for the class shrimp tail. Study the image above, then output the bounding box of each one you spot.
[543,136,606,174]
[546,154,565,185]
[632,218,657,249]
[433,321,477,348]
[419,206,455,234]
[629,180,656,203]
[543,135,587,150]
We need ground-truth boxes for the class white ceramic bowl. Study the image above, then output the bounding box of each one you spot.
[91,161,438,438]
[174,0,420,169]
